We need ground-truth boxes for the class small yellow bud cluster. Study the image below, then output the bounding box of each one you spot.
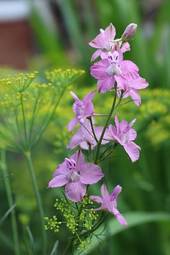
[54,199,78,234]
[44,216,61,233]
[79,208,98,231]
[77,239,90,251]
[45,68,85,91]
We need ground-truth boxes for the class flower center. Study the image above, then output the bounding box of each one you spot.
[65,158,76,170]
[106,63,121,76]
[69,171,80,182]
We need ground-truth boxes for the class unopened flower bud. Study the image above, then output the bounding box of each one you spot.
[122,23,137,40]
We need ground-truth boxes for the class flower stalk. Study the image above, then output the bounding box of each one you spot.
[95,87,117,163]
[47,22,148,252]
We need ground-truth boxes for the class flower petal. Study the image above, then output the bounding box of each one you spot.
[65,182,86,202]
[95,126,110,144]
[127,128,137,141]
[90,195,103,204]
[68,129,82,149]
[112,207,127,226]
[123,141,141,162]
[80,163,104,184]
[101,184,110,198]
[70,91,79,100]
[53,160,70,177]
[89,23,115,49]
[97,77,115,93]
[121,42,130,53]
[130,77,148,90]
[111,185,122,201]
[67,118,78,131]
[75,151,86,169]
[48,175,68,188]
[91,49,102,61]
[129,89,141,106]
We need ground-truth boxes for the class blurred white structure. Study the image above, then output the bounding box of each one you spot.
[0,0,31,22]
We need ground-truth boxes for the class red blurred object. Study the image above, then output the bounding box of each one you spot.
[0,20,34,69]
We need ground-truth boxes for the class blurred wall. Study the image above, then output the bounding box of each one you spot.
[0,0,34,69]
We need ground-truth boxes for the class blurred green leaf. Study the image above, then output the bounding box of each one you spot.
[30,6,67,66]
[25,226,35,255]
[57,0,89,66]
[50,241,59,255]
[0,232,13,251]
[75,212,170,255]
[0,204,16,226]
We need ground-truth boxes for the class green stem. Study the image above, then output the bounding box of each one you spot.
[20,92,28,150]
[98,148,115,163]
[28,94,40,145]
[31,87,66,148]
[89,117,98,143]
[1,150,20,255]
[95,87,117,163]
[24,150,47,255]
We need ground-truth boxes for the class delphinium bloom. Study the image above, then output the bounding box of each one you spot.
[90,48,148,102]
[89,23,130,61]
[68,120,109,150]
[48,151,104,202]
[115,60,148,106]
[89,23,116,61]
[90,184,127,225]
[68,92,95,131]
[90,50,122,93]
[108,116,140,162]
[90,23,148,104]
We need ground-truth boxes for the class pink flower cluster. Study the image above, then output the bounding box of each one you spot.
[90,23,148,105]
[48,23,149,226]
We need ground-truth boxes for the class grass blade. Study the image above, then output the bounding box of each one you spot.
[0,204,16,226]
[50,241,59,255]
[25,226,35,254]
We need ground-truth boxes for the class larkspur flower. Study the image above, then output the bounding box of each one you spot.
[91,49,148,101]
[90,184,127,225]
[89,23,130,61]
[68,120,109,150]
[90,50,122,93]
[68,91,95,131]
[89,23,116,61]
[115,60,148,106]
[48,151,104,202]
[108,116,140,162]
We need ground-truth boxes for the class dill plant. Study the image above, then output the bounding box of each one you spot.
[0,68,84,254]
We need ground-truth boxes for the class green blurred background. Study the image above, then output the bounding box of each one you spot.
[0,0,170,254]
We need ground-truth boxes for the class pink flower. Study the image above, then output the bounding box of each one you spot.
[115,60,148,106]
[91,50,148,101]
[89,23,116,61]
[90,51,122,93]
[48,151,104,202]
[108,116,140,162]
[89,23,130,61]
[68,121,109,150]
[68,91,95,131]
[90,184,127,225]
